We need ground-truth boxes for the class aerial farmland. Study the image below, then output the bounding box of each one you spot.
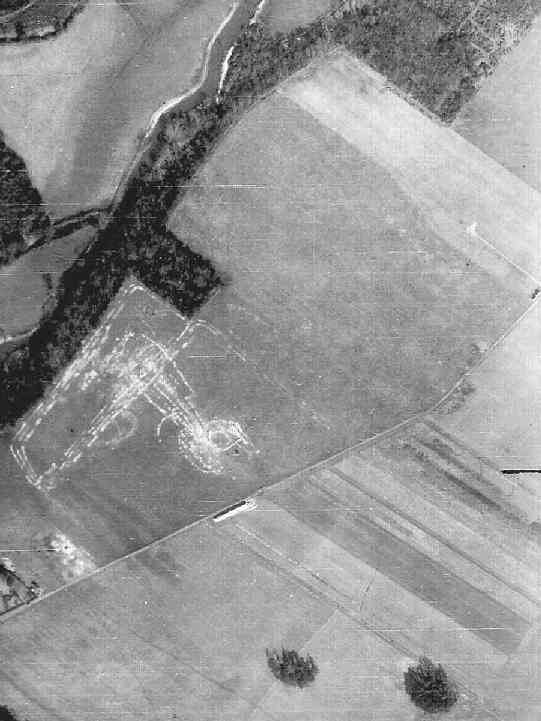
[1,1,541,720]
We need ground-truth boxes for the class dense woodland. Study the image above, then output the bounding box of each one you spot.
[0,706,19,721]
[0,136,50,266]
[0,0,536,428]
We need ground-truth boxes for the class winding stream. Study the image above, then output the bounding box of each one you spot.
[111,0,262,213]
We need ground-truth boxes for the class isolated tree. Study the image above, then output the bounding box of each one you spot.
[404,656,458,713]
[266,648,318,688]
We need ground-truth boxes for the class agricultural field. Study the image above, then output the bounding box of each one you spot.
[3,421,539,719]
[169,52,537,453]
[0,0,238,219]
[453,13,541,193]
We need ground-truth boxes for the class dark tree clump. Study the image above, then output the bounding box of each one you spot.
[266,648,318,688]
[404,656,458,713]
[0,705,20,721]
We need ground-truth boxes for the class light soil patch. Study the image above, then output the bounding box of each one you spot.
[0,225,94,337]
[453,14,541,193]
[170,53,529,451]
[0,434,99,594]
[0,0,236,218]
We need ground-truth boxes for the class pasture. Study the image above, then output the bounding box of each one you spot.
[0,0,237,218]
[3,422,539,719]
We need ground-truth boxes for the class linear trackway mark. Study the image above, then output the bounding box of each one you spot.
[466,222,541,286]
[502,469,541,474]
[0,549,58,552]
[213,498,257,522]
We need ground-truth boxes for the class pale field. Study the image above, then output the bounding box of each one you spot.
[453,14,541,193]
[0,0,236,218]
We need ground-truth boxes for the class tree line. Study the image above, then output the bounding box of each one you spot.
[0,135,50,266]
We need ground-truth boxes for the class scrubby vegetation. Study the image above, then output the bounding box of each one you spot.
[404,656,458,713]
[1,0,539,428]
[0,135,50,265]
[267,648,318,687]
